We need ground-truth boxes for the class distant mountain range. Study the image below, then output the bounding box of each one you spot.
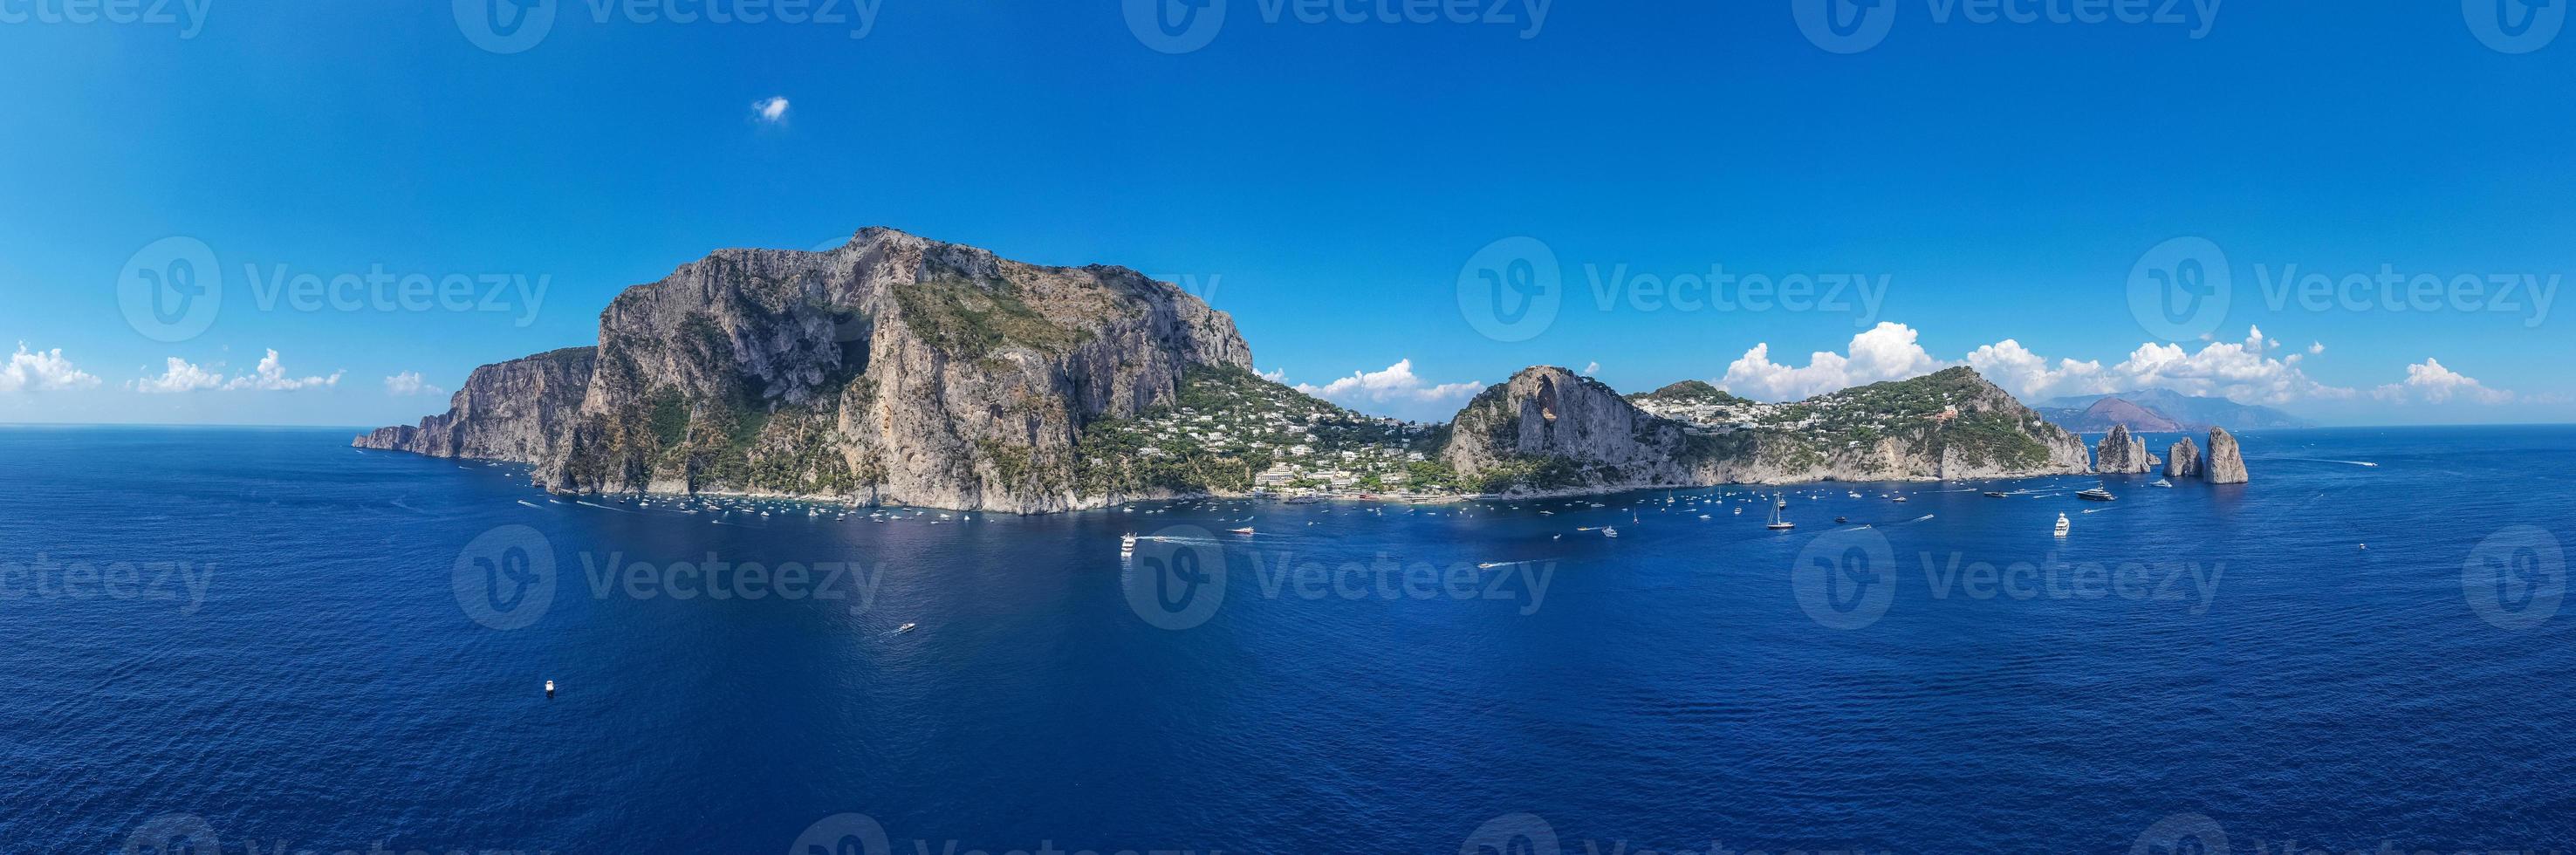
[2038,389,2309,432]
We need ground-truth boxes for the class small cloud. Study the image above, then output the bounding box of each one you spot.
[385,372,445,397]
[1257,367,1287,382]
[130,350,341,393]
[1294,359,1481,404]
[0,343,100,393]
[131,358,229,393]
[2373,358,2514,405]
[1581,361,1600,376]
[751,96,790,124]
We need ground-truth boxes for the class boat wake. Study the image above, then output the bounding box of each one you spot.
[2251,456,2380,468]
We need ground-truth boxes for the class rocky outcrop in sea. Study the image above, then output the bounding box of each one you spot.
[358,227,1250,512]
[2094,425,2155,474]
[1440,365,2091,493]
[2166,437,2201,479]
[2204,427,2250,484]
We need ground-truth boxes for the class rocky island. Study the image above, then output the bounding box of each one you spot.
[362,228,2147,511]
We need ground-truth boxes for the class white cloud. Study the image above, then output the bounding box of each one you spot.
[131,350,342,393]
[752,96,790,124]
[1581,361,1600,376]
[1718,321,1948,401]
[227,350,342,391]
[132,358,229,393]
[384,372,445,397]
[1965,327,2349,405]
[1257,367,1287,382]
[1293,359,1482,406]
[0,343,100,392]
[2374,358,2514,405]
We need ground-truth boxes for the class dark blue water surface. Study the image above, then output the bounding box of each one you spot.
[3,426,2573,853]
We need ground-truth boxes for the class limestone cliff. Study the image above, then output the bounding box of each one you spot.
[2204,427,2250,484]
[2166,437,2202,479]
[360,228,1250,512]
[1442,366,2090,493]
[2094,425,2155,475]
[354,347,596,463]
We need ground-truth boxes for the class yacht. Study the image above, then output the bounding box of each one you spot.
[1120,533,1138,554]
[2150,479,2173,488]
[2077,486,2117,502]
[2053,513,2072,537]
[1227,526,1256,535]
[1765,496,1796,530]
[1601,526,1620,538]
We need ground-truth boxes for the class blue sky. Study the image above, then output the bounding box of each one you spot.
[1,1,2571,427]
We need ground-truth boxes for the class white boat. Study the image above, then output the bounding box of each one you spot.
[2053,513,2071,537]
[1601,526,1620,538]
[1765,495,1795,530]
[895,623,917,633]
[1120,533,1138,553]
[2151,479,2173,488]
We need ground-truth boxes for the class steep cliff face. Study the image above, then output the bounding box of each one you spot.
[2204,427,2250,484]
[2094,425,2155,474]
[362,228,1250,512]
[1441,366,2090,493]
[2166,437,2201,478]
[354,347,596,463]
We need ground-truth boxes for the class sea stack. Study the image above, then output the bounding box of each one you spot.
[2204,427,2250,484]
[2166,437,2202,479]
[2093,425,2154,474]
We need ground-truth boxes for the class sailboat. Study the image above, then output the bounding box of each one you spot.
[2053,513,2071,537]
[1765,495,1796,530]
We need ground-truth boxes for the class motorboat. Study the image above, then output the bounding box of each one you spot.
[2077,487,2117,502]
[2054,513,2072,537]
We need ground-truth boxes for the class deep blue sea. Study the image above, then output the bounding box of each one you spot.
[3,426,2573,854]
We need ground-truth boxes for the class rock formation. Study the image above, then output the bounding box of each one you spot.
[2166,437,2201,479]
[2204,426,2250,484]
[360,227,1250,512]
[2093,424,2155,474]
[358,347,595,462]
[1441,366,2090,493]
